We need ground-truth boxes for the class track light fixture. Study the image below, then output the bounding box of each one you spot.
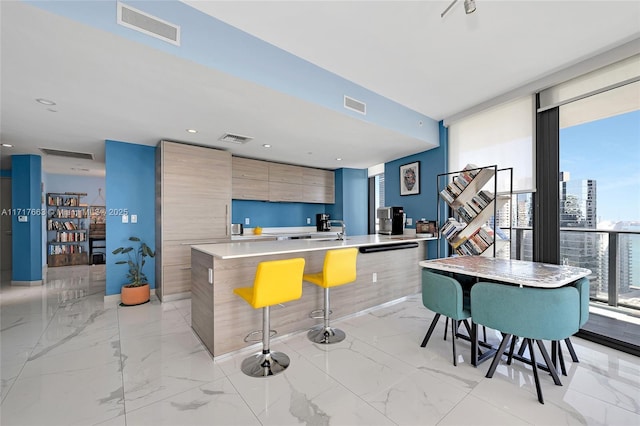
[441,0,477,18]
[464,0,476,14]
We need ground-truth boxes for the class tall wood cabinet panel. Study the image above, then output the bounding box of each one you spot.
[156,140,231,301]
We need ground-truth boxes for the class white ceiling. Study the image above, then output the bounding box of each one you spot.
[1,0,639,176]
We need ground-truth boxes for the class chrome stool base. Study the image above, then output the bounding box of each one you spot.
[240,350,290,377]
[308,326,346,344]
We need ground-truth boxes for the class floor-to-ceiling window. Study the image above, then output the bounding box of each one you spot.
[559,83,640,312]
[537,55,640,353]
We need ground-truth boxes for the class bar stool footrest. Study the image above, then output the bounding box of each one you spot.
[243,329,277,343]
[309,308,332,320]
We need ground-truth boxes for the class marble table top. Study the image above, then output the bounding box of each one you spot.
[419,256,591,288]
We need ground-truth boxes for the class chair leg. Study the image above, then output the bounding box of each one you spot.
[420,314,441,347]
[528,339,544,404]
[451,319,458,366]
[240,306,290,377]
[557,342,567,376]
[308,288,346,344]
[536,340,562,386]
[564,337,580,362]
[507,335,517,365]
[486,333,512,378]
[444,316,448,341]
[518,338,529,356]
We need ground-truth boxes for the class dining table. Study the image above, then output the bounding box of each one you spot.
[418,256,592,366]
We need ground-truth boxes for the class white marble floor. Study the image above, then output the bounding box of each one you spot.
[1,265,639,426]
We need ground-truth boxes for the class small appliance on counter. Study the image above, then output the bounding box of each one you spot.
[316,213,330,232]
[416,219,437,237]
[377,206,405,235]
[231,223,243,235]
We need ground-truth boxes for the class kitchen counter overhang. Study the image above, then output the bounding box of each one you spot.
[190,234,433,357]
[193,234,432,259]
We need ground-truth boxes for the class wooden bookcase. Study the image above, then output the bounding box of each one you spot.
[437,165,512,258]
[46,192,88,267]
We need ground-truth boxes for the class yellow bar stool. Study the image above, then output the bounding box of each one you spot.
[305,248,358,344]
[233,258,306,377]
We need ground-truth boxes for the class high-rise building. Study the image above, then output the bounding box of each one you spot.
[559,172,600,297]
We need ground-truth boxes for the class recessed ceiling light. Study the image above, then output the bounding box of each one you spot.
[336,158,342,161]
[262,144,271,148]
[1,143,13,147]
[186,129,197,133]
[36,98,56,106]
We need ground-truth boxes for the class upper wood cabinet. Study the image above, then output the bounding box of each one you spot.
[268,163,304,184]
[303,168,334,187]
[232,157,334,204]
[232,157,269,200]
[232,157,268,180]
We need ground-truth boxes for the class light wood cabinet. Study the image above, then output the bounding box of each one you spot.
[156,140,231,301]
[232,157,334,204]
[232,157,269,200]
[268,163,304,184]
[302,167,334,187]
[269,181,303,202]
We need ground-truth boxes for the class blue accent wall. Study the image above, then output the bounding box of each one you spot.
[105,140,155,296]
[332,168,368,236]
[11,155,42,281]
[0,170,11,177]
[232,200,326,228]
[385,121,448,258]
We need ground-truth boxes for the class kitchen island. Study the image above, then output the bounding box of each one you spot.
[191,234,433,357]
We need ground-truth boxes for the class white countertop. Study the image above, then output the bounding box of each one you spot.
[193,234,435,259]
[419,256,591,288]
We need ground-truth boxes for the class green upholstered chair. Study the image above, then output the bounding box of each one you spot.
[564,277,590,360]
[420,270,471,366]
[470,282,580,404]
[523,277,590,375]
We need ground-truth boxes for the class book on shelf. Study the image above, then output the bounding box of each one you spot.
[439,188,455,204]
[441,218,466,240]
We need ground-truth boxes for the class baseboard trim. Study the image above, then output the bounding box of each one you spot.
[11,280,43,286]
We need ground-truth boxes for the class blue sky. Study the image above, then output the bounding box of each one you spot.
[560,109,640,223]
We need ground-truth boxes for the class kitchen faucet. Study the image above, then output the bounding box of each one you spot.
[328,220,346,240]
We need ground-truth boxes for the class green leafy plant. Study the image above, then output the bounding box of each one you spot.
[112,236,155,287]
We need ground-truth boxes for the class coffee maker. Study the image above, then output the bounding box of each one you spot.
[316,213,330,232]
[377,206,405,235]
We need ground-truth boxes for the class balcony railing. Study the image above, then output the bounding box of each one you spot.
[511,227,640,311]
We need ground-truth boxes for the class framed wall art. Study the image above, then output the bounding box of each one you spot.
[400,161,420,195]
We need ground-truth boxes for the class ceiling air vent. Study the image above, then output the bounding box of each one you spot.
[117,2,180,46]
[218,133,254,144]
[40,148,94,160]
[344,95,366,115]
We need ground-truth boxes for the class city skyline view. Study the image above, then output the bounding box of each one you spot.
[560,109,639,225]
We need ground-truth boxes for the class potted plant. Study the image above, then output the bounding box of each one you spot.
[112,236,155,306]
